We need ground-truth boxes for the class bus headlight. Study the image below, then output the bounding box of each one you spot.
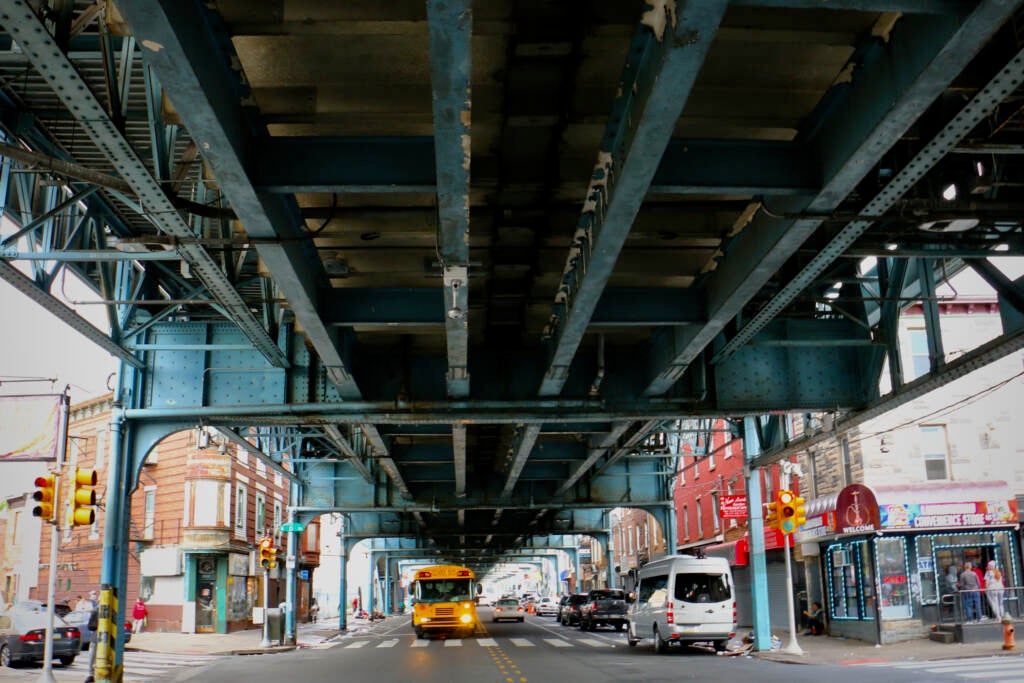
[421,617,431,623]
[460,614,473,624]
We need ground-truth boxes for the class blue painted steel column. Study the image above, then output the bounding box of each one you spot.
[573,548,582,594]
[367,552,376,617]
[338,541,348,630]
[657,504,677,556]
[384,553,391,615]
[95,363,137,683]
[917,258,945,374]
[744,417,773,651]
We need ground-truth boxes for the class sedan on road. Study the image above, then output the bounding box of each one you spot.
[0,610,81,667]
[492,598,525,622]
[536,597,559,617]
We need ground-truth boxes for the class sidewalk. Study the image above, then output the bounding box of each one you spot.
[124,616,374,656]
[752,629,1024,665]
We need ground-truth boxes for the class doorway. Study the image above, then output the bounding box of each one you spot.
[195,555,218,633]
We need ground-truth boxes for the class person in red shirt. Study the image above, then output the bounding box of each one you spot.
[131,598,148,634]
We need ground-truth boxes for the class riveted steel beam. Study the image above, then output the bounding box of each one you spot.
[427,0,472,398]
[540,0,728,397]
[645,1,1021,396]
[0,1,287,368]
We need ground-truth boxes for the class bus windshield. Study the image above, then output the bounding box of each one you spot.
[415,578,475,603]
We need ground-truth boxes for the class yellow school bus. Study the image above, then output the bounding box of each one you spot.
[409,565,478,638]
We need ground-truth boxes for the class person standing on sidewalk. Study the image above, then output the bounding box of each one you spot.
[132,597,148,634]
[959,562,983,622]
[985,560,1005,620]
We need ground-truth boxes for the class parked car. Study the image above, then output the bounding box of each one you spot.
[627,555,736,653]
[535,597,559,617]
[62,610,132,651]
[558,593,588,626]
[578,588,629,631]
[0,610,81,667]
[492,598,525,622]
[8,600,71,618]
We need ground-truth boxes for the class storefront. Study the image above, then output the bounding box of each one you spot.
[796,481,1020,644]
[705,527,801,630]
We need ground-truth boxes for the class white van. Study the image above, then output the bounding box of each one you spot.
[627,555,736,653]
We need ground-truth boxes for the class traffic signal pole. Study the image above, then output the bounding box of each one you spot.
[781,534,805,656]
[260,567,272,647]
[37,481,60,683]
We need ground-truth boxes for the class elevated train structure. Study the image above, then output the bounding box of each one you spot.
[1,0,1023,665]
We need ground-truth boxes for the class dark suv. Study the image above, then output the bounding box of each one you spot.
[578,588,628,631]
[558,593,588,626]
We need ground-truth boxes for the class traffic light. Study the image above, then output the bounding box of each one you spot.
[71,468,98,526]
[777,489,806,534]
[259,537,277,569]
[764,499,781,530]
[32,474,57,522]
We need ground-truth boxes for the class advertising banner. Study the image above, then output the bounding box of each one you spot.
[719,494,748,519]
[0,394,65,461]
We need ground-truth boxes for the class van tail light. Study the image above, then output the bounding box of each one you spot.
[666,600,674,625]
[733,601,738,622]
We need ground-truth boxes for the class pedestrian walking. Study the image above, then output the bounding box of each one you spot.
[959,561,983,622]
[309,597,319,623]
[985,560,1006,620]
[132,598,148,634]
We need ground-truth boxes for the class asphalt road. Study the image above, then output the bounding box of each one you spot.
[2,606,1007,679]
[132,607,974,683]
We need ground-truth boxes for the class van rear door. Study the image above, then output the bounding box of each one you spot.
[673,571,733,630]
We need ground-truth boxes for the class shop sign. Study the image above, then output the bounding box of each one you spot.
[719,495,747,519]
[880,499,1018,529]
[794,511,834,542]
[836,484,881,534]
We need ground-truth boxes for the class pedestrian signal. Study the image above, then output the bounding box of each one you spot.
[71,468,98,526]
[259,537,277,569]
[32,474,57,522]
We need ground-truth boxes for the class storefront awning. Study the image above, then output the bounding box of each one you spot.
[796,480,1018,543]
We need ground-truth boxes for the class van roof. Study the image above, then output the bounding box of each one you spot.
[637,555,731,573]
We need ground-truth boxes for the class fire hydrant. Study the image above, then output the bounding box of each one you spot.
[1002,613,1015,650]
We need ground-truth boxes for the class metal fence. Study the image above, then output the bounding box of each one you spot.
[938,586,1024,624]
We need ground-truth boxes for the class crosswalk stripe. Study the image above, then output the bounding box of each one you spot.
[378,638,399,648]
[476,638,498,647]
[509,638,534,647]
[542,639,571,648]
[346,640,369,648]
[577,638,605,647]
[411,639,430,647]
[444,639,462,647]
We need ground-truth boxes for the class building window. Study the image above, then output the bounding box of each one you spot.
[256,493,266,535]
[234,483,247,537]
[193,480,220,526]
[143,487,156,539]
[696,497,703,536]
[711,492,720,532]
[11,510,20,545]
[841,438,853,486]
[273,500,282,536]
[708,449,716,471]
[682,506,689,540]
[920,425,949,480]
[908,328,930,379]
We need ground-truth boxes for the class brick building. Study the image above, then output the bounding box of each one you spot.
[28,395,319,633]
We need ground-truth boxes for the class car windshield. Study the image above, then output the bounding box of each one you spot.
[674,572,731,603]
[416,578,474,603]
[590,590,624,600]
[496,599,518,606]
